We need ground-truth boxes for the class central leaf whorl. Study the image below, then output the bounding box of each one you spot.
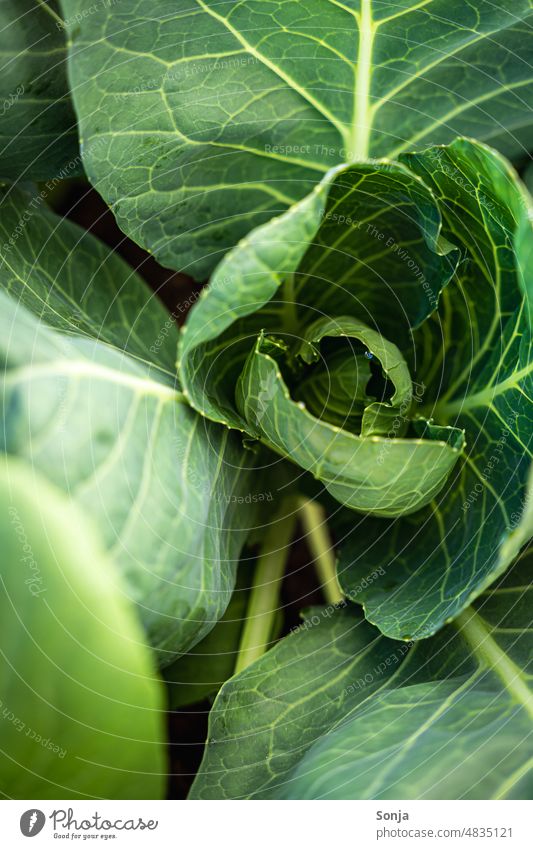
[245,315,413,439]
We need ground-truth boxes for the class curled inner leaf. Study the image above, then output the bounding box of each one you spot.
[235,321,463,517]
[292,316,413,437]
[180,158,466,517]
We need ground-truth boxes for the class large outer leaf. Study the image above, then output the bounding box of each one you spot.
[336,138,533,639]
[0,0,78,181]
[190,546,532,800]
[0,292,256,665]
[0,457,165,799]
[0,184,176,375]
[61,0,533,275]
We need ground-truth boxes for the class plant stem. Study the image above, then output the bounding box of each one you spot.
[36,0,64,26]
[299,498,343,605]
[456,607,533,721]
[234,509,296,674]
[281,272,298,333]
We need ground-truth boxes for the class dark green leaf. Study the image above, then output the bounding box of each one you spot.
[179,138,531,637]
[190,547,533,800]
[336,138,533,638]
[0,0,78,181]
[0,184,176,376]
[61,0,533,275]
[179,157,464,517]
[179,159,458,422]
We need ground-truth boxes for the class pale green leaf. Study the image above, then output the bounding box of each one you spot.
[0,456,165,799]
[0,292,257,664]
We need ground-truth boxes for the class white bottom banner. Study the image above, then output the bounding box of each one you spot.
[0,800,530,848]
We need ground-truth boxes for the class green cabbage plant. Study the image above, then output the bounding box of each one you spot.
[0,0,531,802]
[179,138,532,640]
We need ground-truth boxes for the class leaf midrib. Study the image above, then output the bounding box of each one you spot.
[195,0,378,158]
[350,0,375,159]
[3,360,182,401]
[435,361,533,416]
[190,0,530,162]
[456,608,533,720]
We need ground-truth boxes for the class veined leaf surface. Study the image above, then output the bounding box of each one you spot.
[190,546,533,800]
[0,188,261,663]
[61,0,533,275]
[0,0,78,181]
[335,138,533,638]
[0,291,256,665]
[0,184,176,375]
